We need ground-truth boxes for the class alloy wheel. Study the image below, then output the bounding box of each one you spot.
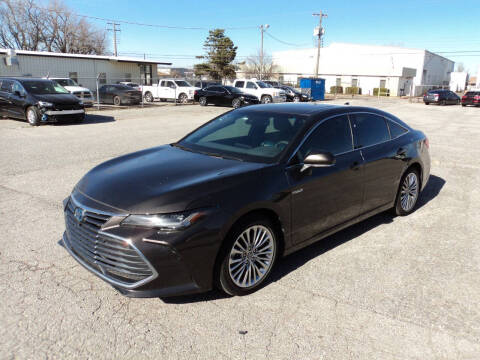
[228,225,276,288]
[400,173,419,212]
[179,94,188,104]
[27,108,37,125]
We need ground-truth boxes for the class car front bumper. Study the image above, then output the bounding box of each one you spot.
[62,193,227,297]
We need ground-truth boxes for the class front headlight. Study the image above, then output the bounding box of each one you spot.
[38,101,54,108]
[121,210,208,231]
[78,100,84,105]
[273,91,279,96]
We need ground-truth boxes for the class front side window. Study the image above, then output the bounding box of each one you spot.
[0,80,13,93]
[246,82,257,89]
[174,80,191,87]
[351,113,390,148]
[12,81,26,96]
[179,111,307,163]
[298,115,353,159]
[166,81,175,88]
[235,81,245,88]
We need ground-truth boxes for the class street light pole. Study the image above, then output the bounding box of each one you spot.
[313,12,327,78]
[260,24,269,80]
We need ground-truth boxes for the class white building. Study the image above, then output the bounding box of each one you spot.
[449,72,468,92]
[0,49,171,91]
[272,43,454,96]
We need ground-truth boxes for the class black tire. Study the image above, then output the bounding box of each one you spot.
[232,98,242,108]
[113,96,121,106]
[261,95,272,104]
[144,92,154,102]
[462,104,466,107]
[199,96,208,106]
[178,93,188,104]
[26,106,40,126]
[441,99,446,106]
[293,95,301,102]
[74,113,85,123]
[425,102,429,105]
[394,168,420,216]
[217,216,279,296]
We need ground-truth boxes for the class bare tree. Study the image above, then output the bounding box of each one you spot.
[0,0,107,54]
[240,51,280,80]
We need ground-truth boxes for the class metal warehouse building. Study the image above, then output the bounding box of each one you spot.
[0,49,171,91]
[272,43,455,96]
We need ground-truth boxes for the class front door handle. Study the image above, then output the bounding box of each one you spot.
[350,161,361,171]
[394,148,407,159]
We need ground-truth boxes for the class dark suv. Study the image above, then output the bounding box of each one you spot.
[461,91,480,107]
[423,89,460,105]
[0,77,85,126]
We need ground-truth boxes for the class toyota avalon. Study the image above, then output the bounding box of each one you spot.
[62,103,430,297]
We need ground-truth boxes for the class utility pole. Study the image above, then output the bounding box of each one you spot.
[259,24,269,80]
[107,22,121,56]
[313,11,327,78]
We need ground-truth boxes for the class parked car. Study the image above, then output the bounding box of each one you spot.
[194,85,259,108]
[49,78,94,107]
[0,77,85,126]
[143,79,199,103]
[118,82,142,91]
[275,85,310,102]
[62,103,430,297]
[97,84,142,106]
[194,80,221,89]
[233,79,286,104]
[461,91,480,107]
[423,89,460,105]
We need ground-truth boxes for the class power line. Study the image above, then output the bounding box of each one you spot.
[264,31,311,47]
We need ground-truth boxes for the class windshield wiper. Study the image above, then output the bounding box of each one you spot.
[199,150,244,162]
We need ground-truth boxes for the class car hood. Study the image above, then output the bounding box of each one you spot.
[63,86,91,93]
[75,145,268,214]
[32,93,81,104]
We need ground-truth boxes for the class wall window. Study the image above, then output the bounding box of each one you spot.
[69,72,78,83]
[140,64,152,85]
[379,79,386,88]
[336,77,341,87]
[98,73,106,85]
[125,73,131,82]
[352,78,358,87]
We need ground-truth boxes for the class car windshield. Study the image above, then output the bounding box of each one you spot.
[22,80,70,94]
[178,110,307,163]
[257,81,270,88]
[54,79,77,87]
[175,80,192,87]
[223,86,242,94]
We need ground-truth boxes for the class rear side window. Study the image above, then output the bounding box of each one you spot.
[235,81,245,88]
[387,120,408,139]
[351,113,390,148]
[298,115,353,158]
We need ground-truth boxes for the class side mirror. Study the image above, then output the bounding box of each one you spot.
[301,151,335,171]
[14,90,25,98]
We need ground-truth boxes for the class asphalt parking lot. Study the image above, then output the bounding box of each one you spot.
[1,98,479,359]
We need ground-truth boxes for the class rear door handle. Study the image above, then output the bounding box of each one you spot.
[350,161,361,171]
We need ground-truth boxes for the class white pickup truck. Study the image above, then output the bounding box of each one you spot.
[233,79,286,104]
[142,79,199,103]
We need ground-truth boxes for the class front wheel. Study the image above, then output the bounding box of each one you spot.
[144,92,153,102]
[293,95,301,102]
[199,96,208,106]
[424,102,429,105]
[261,95,272,104]
[178,93,188,104]
[26,106,40,126]
[394,169,420,216]
[218,217,278,296]
[113,96,121,106]
[232,98,242,108]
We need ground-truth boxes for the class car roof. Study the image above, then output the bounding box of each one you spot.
[236,103,351,116]
[0,77,51,81]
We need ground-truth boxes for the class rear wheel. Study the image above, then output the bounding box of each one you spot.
[178,93,188,104]
[441,99,446,106]
[74,113,85,123]
[113,96,121,106]
[462,104,466,107]
[199,96,208,106]
[144,92,153,102]
[293,95,301,102]
[425,102,429,105]
[26,106,40,126]
[394,169,420,216]
[232,98,242,108]
[218,216,278,296]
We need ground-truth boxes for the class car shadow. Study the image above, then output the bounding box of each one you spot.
[54,114,115,126]
[164,175,445,304]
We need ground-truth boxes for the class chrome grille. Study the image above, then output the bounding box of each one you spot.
[64,198,155,287]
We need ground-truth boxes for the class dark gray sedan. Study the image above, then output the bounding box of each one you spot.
[97,84,142,106]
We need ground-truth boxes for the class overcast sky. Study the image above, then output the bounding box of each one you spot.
[64,0,480,73]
